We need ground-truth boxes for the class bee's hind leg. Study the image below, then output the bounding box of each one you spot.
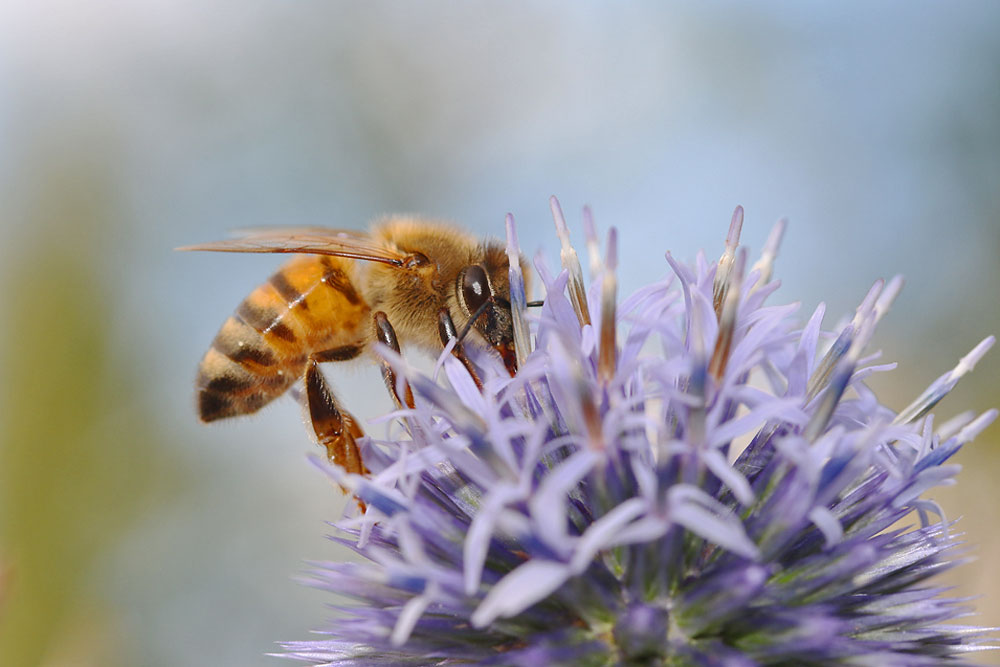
[304,358,367,478]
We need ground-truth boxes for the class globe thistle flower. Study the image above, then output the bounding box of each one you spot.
[281,199,996,666]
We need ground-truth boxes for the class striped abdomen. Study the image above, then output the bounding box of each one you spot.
[197,255,370,422]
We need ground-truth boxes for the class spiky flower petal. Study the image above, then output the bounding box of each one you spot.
[282,202,996,666]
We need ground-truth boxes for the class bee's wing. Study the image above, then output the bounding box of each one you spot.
[178,228,407,266]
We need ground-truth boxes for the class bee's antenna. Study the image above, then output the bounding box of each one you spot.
[456,299,493,345]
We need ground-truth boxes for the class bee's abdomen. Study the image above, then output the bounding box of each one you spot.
[197,313,302,422]
[197,256,369,422]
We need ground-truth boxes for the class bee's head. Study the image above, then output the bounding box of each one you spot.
[454,244,528,375]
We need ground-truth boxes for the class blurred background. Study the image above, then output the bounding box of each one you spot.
[1,2,998,665]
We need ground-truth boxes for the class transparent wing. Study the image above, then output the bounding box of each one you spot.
[178,228,406,266]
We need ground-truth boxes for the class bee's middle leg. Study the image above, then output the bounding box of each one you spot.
[372,311,415,410]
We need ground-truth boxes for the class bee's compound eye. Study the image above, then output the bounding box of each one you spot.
[461,265,490,315]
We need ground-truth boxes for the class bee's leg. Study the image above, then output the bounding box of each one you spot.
[373,311,415,410]
[293,345,365,404]
[304,358,368,478]
[312,343,365,363]
[437,308,484,391]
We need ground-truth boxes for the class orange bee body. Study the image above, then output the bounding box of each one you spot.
[184,218,527,480]
[197,253,369,422]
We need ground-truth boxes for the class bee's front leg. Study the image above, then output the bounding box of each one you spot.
[304,358,367,478]
[437,308,484,391]
[372,311,415,410]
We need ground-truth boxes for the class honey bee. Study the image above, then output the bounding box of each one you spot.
[181,218,530,478]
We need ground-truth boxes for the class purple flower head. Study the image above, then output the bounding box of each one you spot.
[281,199,996,666]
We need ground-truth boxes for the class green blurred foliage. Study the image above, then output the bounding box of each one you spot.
[0,142,182,666]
